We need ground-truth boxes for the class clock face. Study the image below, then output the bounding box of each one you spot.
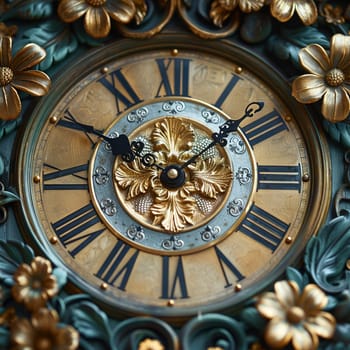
[16,34,330,321]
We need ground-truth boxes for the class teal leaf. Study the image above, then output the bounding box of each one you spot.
[323,120,350,149]
[181,313,247,350]
[0,240,35,285]
[13,19,79,71]
[113,317,178,350]
[0,119,21,141]
[0,0,54,20]
[52,267,67,291]
[0,327,10,349]
[267,26,329,68]
[71,301,113,348]
[0,190,20,207]
[0,156,4,176]
[286,266,309,290]
[304,214,350,293]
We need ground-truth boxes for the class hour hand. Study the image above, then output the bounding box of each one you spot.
[63,111,143,161]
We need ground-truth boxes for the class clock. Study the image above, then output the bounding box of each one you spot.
[14,32,330,322]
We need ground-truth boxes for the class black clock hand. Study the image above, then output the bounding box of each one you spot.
[181,102,264,169]
[63,111,164,169]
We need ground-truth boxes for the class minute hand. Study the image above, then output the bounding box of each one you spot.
[181,102,264,169]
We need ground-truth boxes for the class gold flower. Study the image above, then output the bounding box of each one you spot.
[257,281,336,350]
[11,308,79,350]
[138,338,164,350]
[58,0,142,38]
[12,256,58,312]
[0,36,50,120]
[210,0,265,27]
[115,117,232,232]
[292,34,350,123]
[270,0,318,25]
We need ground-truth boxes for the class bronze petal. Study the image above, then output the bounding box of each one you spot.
[58,0,88,23]
[0,36,12,67]
[299,44,330,75]
[0,84,21,120]
[12,43,46,71]
[274,280,299,309]
[321,86,350,122]
[295,0,318,25]
[292,74,327,103]
[270,0,295,22]
[56,326,80,350]
[239,0,265,13]
[330,34,350,70]
[256,292,286,319]
[107,0,136,23]
[84,7,111,38]
[11,318,33,346]
[265,319,292,348]
[291,326,318,350]
[12,71,51,96]
[299,284,328,313]
[304,312,336,339]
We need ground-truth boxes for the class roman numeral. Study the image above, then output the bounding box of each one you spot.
[96,240,139,291]
[241,109,288,147]
[257,165,301,192]
[160,256,189,299]
[239,204,289,252]
[57,111,99,146]
[214,74,242,109]
[215,246,244,288]
[43,163,88,190]
[51,203,104,257]
[155,58,191,97]
[99,68,143,114]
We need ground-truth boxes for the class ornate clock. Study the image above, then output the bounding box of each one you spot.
[0,1,349,350]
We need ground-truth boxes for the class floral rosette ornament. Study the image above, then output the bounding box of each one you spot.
[0,36,51,121]
[58,0,147,38]
[292,34,350,123]
[257,280,335,350]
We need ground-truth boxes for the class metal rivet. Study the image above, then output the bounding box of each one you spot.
[33,175,41,183]
[101,67,109,74]
[235,283,242,292]
[285,236,293,244]
[285,116,292,122]
[171,49,179,56]
[302,173,310,182]
[49,116,58,124]
[50,237,58,244]
[167,299,175,306]
[235,66,243,74]
[100,282,108,290]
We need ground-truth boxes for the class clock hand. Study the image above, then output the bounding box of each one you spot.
[63,111,164,169]
[181,102,264,169]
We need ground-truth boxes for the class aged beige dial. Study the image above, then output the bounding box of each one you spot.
[16,34,330,321]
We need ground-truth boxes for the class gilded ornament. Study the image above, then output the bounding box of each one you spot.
[0,36,50,120]
[12,256,58,312]
[319,3,346,24]
[210,0,265,27]
[57,0,144,38]
[10,308,79,350]
[114,117,232,232]
[0,22,17,37]
[270,0,318,25]
[292,34,350,122]
[138,338,164,350]
[257,280,335,350]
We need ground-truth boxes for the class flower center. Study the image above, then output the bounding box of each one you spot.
[287,306,305,324]
[35,337,52,350]
[31,279,42,290]
[325,68,345,87]
[86,0,106,6]
[0,66,13,86]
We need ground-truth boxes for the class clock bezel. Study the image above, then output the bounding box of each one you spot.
[13,32,331,322]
